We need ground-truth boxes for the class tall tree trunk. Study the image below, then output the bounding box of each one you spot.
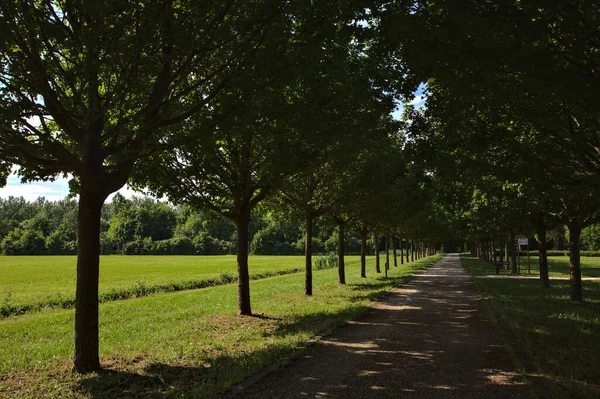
[338,224,346,284]
[568,219,583,301]
[392,237,398,266]
[405,239,410,263]
[510,232,517,275]
[375,234,381,273]
[235,213,252,315]
[73,187,105,373]
[536,224,550,288]
[411,240,414,262]
[492,239,497,264]
[360,228,367,278]
[304,216,313,296]
[399,237,404,265]
[385,236,390,278]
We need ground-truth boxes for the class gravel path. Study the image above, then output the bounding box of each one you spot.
[223,254,529,399]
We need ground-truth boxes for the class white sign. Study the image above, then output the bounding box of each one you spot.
[518,238,528,246]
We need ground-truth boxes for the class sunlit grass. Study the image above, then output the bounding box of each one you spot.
[461,255,600,398]
[0,255,369,315]
[461,254,600,277]
[0,254,441,398]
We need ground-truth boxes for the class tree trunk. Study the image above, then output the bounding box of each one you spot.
[510,232,517,275]
[73,187,105,373]
[360,229,367,278]
[536,225,550,288]
[392,237,397,266]
[411,240,414,262]
[305,216,313,296]
[385,236,389,278]
[235,213,252,315]
[375,234,381,273]
[568,219,583,301]
[405,239,410,263]
[399,237,404,265]
[338,224,346,284]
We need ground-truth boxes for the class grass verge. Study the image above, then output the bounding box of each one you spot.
[463,254,600,277]
[0,255,367,318]
[461,255,600,398]
[0,254,441,399]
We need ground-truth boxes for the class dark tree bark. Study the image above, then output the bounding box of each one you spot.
[392,237,398,266]
[235,212,252,315]
[411,240,414,262]
[305,216,313,296]
[360,228,367,278]
[385,236,390,278]
[338,224,346,284]
[510,232,517,275]
[492,239,497,265]
[399,237,404,265]
[375,234,381,273]
[73,184,107,373]
[567,219,584,301]
[405,239,410,263]
[536,224,551,288]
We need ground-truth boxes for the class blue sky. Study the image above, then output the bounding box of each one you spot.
[0,172,138,202]
[1,88,427,203]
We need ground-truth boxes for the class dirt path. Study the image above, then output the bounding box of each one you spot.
[223,254,529,399]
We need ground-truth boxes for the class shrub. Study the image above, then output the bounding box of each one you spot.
[219,270,237,284]
[168,237,195,255]
[123,237,154,255]
[314,252,338,270]
[193,233,229,255]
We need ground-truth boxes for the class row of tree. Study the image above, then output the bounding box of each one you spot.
[384,1,600,302]
[0,193,444,256]
[4,0,595,377]
[0,1,450,373]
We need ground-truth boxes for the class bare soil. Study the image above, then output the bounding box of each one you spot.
[223,254,529,399]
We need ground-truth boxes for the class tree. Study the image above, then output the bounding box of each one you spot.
[0,0,291,372]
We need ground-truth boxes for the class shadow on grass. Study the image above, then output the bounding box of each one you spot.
[77,307,374,399]
[79,350,277,399]
[75,258,444,399]
[77,270,437,398]
[475,272,600,398]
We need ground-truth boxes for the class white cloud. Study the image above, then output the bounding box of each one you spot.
[1,173,142,202]
[0,175,71,201]
[408,95,426,107]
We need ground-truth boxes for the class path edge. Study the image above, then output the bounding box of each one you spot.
[220,254,446,398]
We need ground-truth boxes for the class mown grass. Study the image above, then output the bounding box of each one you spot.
[464,254,600,277]
[0,255,367,317]
[0,254,442,399]
[461,255,600,398]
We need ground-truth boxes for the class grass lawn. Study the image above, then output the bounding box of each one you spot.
[464,254,600,277]
[0,255,367,315]
[461,255,600,398]
[0,254,441,398]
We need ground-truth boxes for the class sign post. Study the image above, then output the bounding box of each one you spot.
[518,238,528,274]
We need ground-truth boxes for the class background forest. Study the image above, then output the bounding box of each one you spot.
[0,194,368,256]
[4,193,600,257]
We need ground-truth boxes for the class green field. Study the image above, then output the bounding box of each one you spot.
[0,255,368,314]
[461,255,600,398]
[465,254,600,277]
[0,254,441,398]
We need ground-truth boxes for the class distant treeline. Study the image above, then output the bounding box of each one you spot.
[0,194,368,256]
